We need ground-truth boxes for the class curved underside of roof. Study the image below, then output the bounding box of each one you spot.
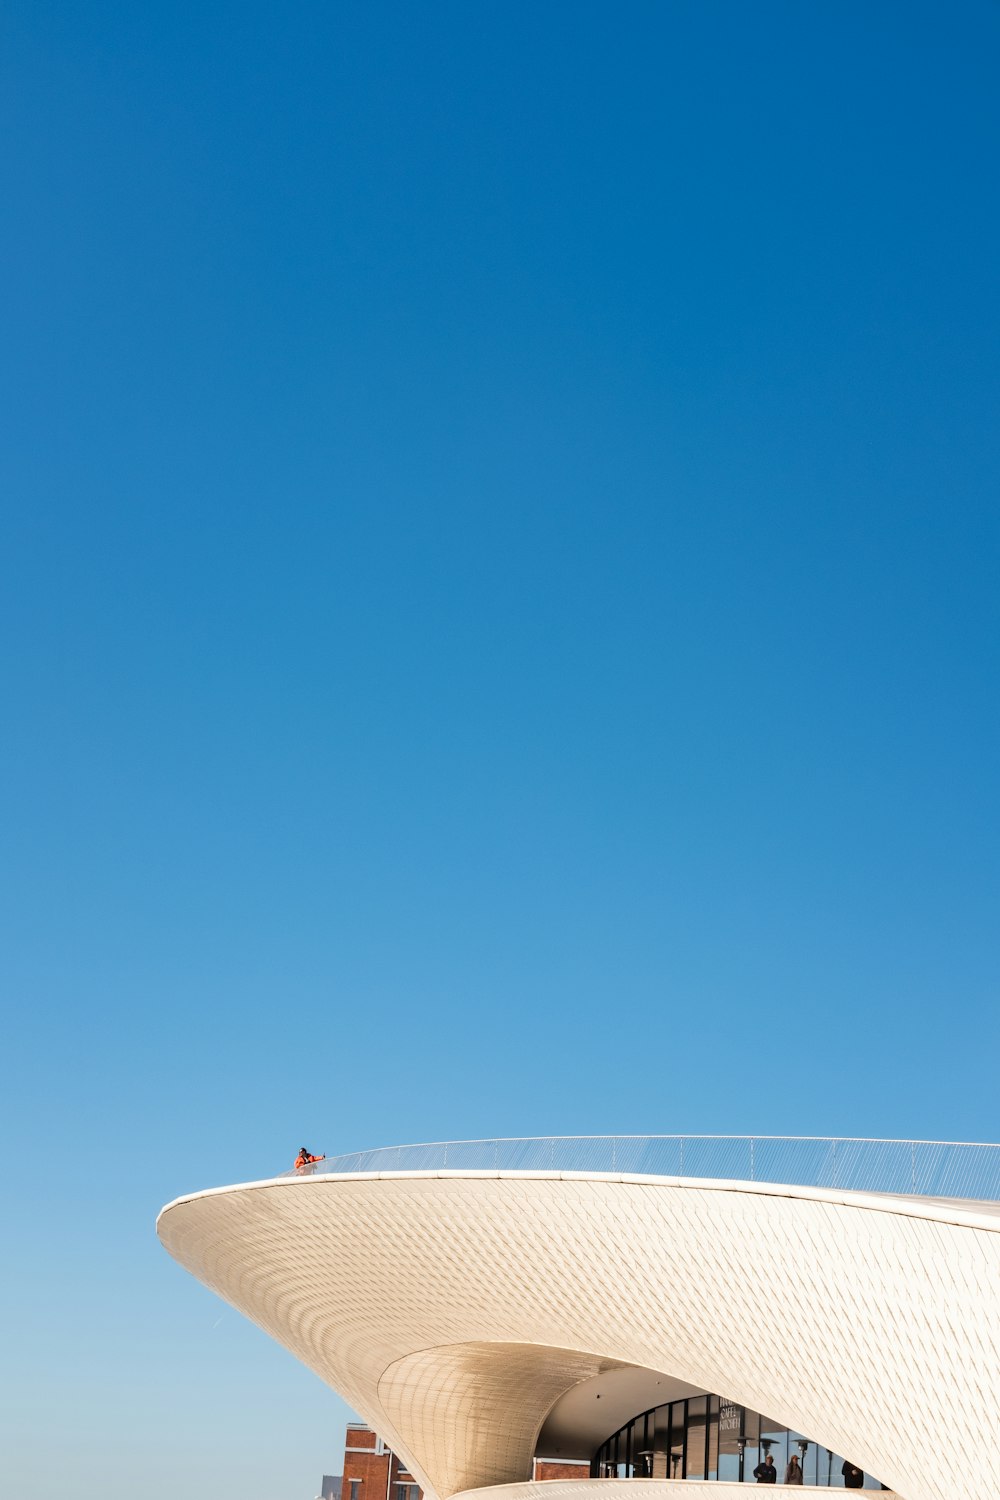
[157,1171,1000,1500]
[379,1343,630,1496]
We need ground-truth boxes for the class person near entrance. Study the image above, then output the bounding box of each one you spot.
[783,1453,803,1484]
[842,1460,865,1488]
[752,1453,777,1483]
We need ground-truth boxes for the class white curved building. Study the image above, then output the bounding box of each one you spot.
[157,1137,1000,1500]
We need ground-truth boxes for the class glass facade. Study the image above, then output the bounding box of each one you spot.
[591,1396,888,1488]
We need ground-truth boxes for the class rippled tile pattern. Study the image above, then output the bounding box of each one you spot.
[158,1173,1000,1500]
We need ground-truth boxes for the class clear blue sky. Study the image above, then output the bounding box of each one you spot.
[2,3,998,1497]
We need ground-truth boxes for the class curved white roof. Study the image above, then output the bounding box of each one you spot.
[158,1168,1000,1500]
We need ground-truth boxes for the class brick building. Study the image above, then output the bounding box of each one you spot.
[339,1423,422,1500]
[331,1423,589,1500]
[530,1460,593,1481]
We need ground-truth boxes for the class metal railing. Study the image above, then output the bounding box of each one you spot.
[283,1135,1000,1201]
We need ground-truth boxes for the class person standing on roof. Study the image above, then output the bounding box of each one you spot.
[294,1147,326,1172]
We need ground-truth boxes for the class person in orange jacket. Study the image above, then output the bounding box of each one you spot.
[294,1147,326,1171]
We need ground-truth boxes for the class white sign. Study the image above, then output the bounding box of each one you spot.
[719,1401,742,1438]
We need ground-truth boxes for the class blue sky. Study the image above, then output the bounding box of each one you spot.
[2,3,998,1497]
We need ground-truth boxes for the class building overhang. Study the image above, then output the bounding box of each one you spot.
[158,1168,1000,1500]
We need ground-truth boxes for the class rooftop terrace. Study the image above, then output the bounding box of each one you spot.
[283,1134,1000,1201]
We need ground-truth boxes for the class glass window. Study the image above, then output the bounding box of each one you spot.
[758,1417,787,1485]
[787,1435,816,1486]
[706,1395,719,1480]
[717,1399,742,1481]
[634,1412,653,1477]
[686,1397,707,1479]
[587,1394,879,1487]
[669,1402,685,1480]
[652,1403,670,1479]
[349,1483,361,1500]
[741,1409,762,1484]
[819,1449,840,1488]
